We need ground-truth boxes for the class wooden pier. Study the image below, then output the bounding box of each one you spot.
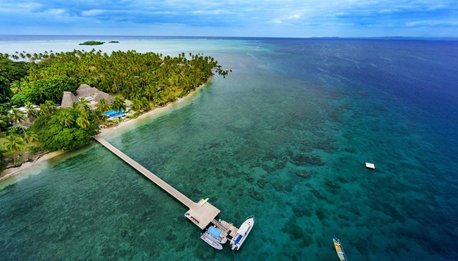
[94,136,220,230]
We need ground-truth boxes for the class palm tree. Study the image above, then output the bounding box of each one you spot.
[57,110,74,127]
[131,99,143,112]
[0,114,9,131]
[3,134,26,165]
[74,98,91,114]
[9,108,26,124]
[76,112,90,129]
[111,96,126,112]
[23,130,38,144]
[25,102,39,120]
[140,97,150,111]
[96,98,110,112]
[39,101,56,116]
[145,85,156,101]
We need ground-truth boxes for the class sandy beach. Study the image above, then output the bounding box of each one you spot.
[0,150,65,182]
[0,79,211,182]
[99,80,210,138]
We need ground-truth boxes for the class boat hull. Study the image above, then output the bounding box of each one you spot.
[333,237,347,261]
[230,216,255,251]
[201,233,223,250]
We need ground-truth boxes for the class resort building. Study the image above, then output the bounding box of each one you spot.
[60,84,114,109]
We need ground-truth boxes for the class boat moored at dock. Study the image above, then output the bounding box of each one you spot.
[230,216,255,251]
[200,227,224,250]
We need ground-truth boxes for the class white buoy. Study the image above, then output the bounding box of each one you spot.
[365,162,376,170]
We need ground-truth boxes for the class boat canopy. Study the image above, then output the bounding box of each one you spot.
[208,226,222,239]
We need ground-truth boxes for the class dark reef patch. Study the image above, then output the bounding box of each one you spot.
[296,171,311,179]
[257,178,268,188]
[324,179,340,193]
[249,189,264,201]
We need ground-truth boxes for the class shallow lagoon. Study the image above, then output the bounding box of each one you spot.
[1,37,457,260]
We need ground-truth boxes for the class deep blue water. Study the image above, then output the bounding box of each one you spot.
[0,37,457,260]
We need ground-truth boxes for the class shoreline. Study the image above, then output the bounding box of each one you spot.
[0,79,211,182]
[0,151,65,182]
[99,79,210,138]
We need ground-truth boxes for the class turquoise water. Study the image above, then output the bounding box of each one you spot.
[1,37,457,260]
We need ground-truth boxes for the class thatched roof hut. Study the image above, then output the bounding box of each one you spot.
[61,91,78,108]
[60,84,115,109]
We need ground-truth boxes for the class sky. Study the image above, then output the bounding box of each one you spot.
[0,0,457,37]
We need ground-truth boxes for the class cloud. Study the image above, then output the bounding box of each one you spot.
[0,1,41,12]
[0,0,457,37]
[406,20,458,27]
[43,8,67,16]
[81,9,107,17]
[270,13,302,24]
[190,9,230,15]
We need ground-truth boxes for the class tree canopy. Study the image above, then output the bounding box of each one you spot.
[10,49,229,106]
[0,55,29,102]
[0,49,230,167]
[31,100,99,151]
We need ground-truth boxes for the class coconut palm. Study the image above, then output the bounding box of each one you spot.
[57,110,75,127]
[96,98,110,112]
[139,97,150,111]
[3,134,26,165]
[76,112,90,129]
[131,99,143,112]
[74,98,91,114]
[9,108,26,124]
[23,130,38,143]
[25,102,39,120]
[111,96,126,112]
[39,101,56,116]
[0,113,9,131]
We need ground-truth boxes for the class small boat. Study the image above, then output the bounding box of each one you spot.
[200,226,224,250]
[333,236,347,261]
[365,162,375,170]
[230,216,255,251]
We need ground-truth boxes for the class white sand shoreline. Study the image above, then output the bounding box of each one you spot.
[0,79,211,182]
[0,151,65,182]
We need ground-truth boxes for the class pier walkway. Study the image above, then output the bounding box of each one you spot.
[94,136,220,230]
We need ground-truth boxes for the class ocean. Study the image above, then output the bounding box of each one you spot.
[0,36,457,260]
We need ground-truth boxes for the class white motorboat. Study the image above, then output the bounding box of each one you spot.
[230,216,255,251]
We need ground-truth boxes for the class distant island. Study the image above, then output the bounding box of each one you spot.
[108,41,119,43]
[79,41,105,46]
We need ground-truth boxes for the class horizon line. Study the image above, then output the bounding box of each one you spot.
[0,34,457,41]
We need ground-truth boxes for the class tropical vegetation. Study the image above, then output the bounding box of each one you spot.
[0,49,229,173]
[30,99,99,151]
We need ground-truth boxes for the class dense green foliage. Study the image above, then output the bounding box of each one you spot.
[0,105,11,131]
[12,75,78,105]
[0,54,29,102]
[11,49,228,106]
[79,41,105,46]
[31,100,100,151]
[3,134,26,164]
[0,49,229,169]
[0,149,6,172]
